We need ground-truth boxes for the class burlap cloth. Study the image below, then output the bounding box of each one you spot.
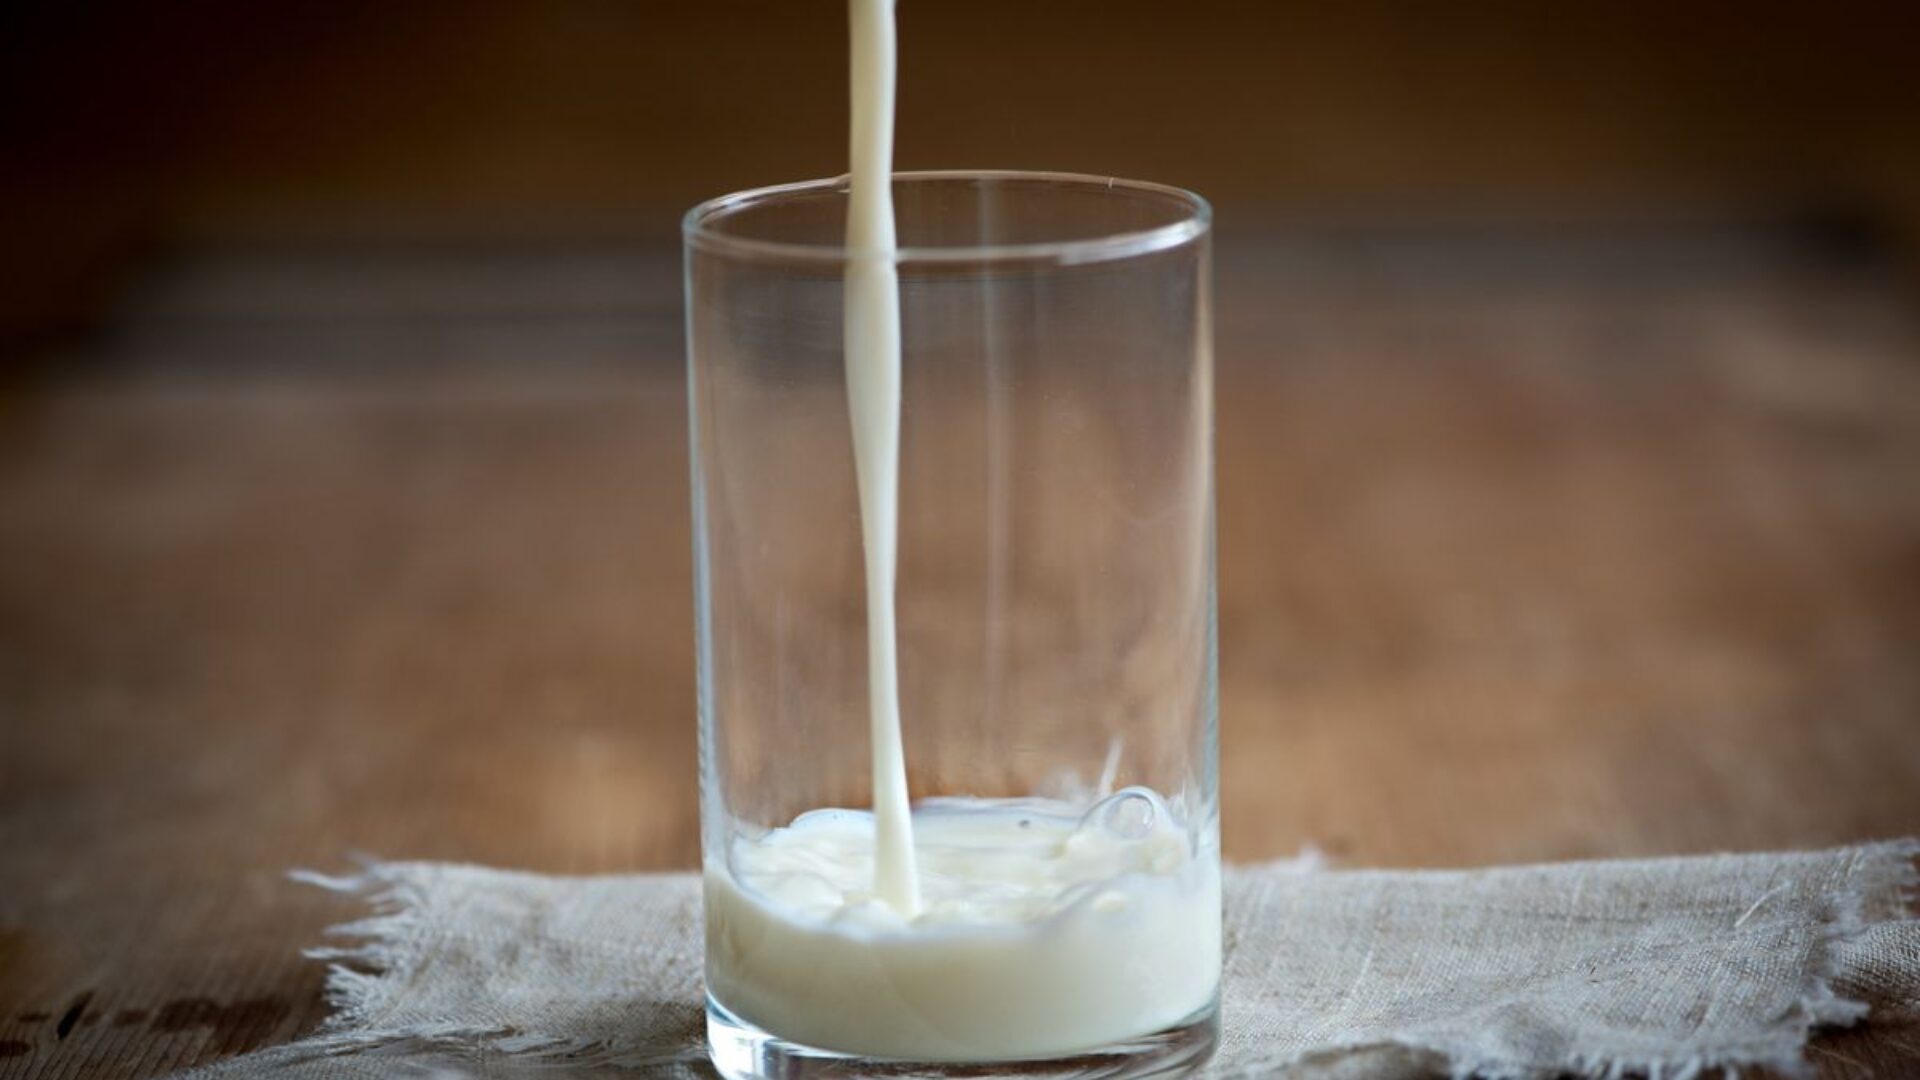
[178,842,1919,1079]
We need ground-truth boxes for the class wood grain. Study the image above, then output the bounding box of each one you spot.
[1,235,1916,1078]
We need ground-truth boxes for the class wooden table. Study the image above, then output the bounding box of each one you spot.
[2,232,1916,1078]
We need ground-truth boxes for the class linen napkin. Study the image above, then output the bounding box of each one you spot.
[178,841,1919,1080]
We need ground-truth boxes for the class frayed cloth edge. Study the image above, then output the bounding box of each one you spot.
[264,841,1919,1080]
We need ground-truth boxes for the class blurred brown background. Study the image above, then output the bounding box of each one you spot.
[7,0,1920,348]
[3,2,1919,1078]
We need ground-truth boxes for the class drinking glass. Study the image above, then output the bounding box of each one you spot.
[685,171,1218,1079]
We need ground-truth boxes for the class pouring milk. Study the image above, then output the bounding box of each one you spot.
[702,0,1219,1060]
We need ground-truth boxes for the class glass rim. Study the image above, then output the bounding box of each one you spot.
[683,169,1211,266]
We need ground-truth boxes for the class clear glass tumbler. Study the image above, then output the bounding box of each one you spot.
[685,171,1218,1080]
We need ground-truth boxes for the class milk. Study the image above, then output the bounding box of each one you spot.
[704,0,1217,1060]
[843,0,919,917]
[706,793,1221,1060]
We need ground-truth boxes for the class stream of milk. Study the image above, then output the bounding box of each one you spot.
[840,0,920,918]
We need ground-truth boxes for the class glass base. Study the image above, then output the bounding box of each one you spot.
[705,995,1219,1080]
